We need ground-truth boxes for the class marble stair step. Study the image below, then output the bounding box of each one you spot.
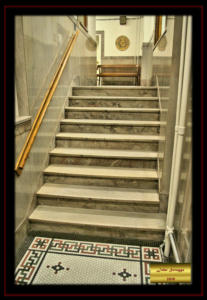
[43,164,158,189]
[49,147,158,168]
[55,132,163,141]
[65,107,160,120]
[60,119,161,125]
[66,107,160,112]
[37,183,159,212]
[72,86,158,97]
[29,205,166,241]
[60,119,161,135]
[55,132,163,151]
[50,147,158,159]
[44,164,158,179]
[37,183,159,203]
[69,96,160,108]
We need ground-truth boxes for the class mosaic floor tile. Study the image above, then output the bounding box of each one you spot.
[32,253,141,284]
[15,237,163,285]
[141,246,162,262]
[142,261,155,285]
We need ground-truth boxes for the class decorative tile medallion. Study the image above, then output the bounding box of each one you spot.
[141,246,162,262]
[15,237,163,285]
[29,237,52,252]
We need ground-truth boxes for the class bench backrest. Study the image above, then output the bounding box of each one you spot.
[97,64,141,74]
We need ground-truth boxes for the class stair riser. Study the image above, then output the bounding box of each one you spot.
[38,196,159,212]
[65,111,160,121]
[69,99,159,108]
[50,155,157,169]
[56,139,159,151]
[29,221,164,242]
[60,124,160,135]
[44,174,158,189]
[72,89,157,97]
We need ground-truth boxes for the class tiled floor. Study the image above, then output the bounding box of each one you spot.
[15,236,164,285]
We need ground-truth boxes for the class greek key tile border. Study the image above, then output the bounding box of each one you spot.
[15,236,163,285]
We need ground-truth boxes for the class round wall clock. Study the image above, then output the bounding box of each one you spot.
[115,35,130,51]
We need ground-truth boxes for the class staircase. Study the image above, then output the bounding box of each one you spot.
[29,86,166,242]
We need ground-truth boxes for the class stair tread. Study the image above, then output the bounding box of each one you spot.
[73,86,158,90]
[56,132,164,141]
[69,95,160,100]
[60,119,161,125]
[37,183,159,203]
[65,107,160,112]
[44,164,158,179]
[29,205,166,230]
[50,147,158,159]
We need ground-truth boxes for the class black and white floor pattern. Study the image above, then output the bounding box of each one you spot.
[15,236,164,285]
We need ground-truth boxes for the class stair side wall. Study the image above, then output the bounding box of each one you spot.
[15,16,97,255]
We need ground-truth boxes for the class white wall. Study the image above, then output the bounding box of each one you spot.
[87,16,96,41]
[96,15,174,58]
[143,16,155,43]
[96,16,142,57]
[96,34,101,64]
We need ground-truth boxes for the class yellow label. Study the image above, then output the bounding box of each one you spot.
[150,264,191,283]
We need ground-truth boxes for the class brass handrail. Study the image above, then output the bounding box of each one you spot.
[15,30,80,176]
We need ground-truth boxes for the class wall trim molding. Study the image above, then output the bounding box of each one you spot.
[96,30,105,58]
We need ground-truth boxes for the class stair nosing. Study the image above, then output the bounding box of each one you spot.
[69,96,160,100]
[72,86,159,90]
[65,107,160,112]
[55,132,164,142]
[49,147,158,160]
[72,86,158,89]
[60,119,162,126]
[43,164,158,180]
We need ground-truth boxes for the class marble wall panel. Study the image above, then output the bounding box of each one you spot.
[22,16,74,123]
[157,75,170,201]
[15,16,96,236]
[15,16,30,117]
[174,84,192,263]
[157,17,183,213]
[155,16,192,261]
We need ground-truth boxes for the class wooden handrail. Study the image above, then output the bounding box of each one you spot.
[15,30,80,176]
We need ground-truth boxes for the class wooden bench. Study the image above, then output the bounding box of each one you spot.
[97,64,141,86]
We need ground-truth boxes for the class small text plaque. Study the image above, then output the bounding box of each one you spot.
[150,264,191,283]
